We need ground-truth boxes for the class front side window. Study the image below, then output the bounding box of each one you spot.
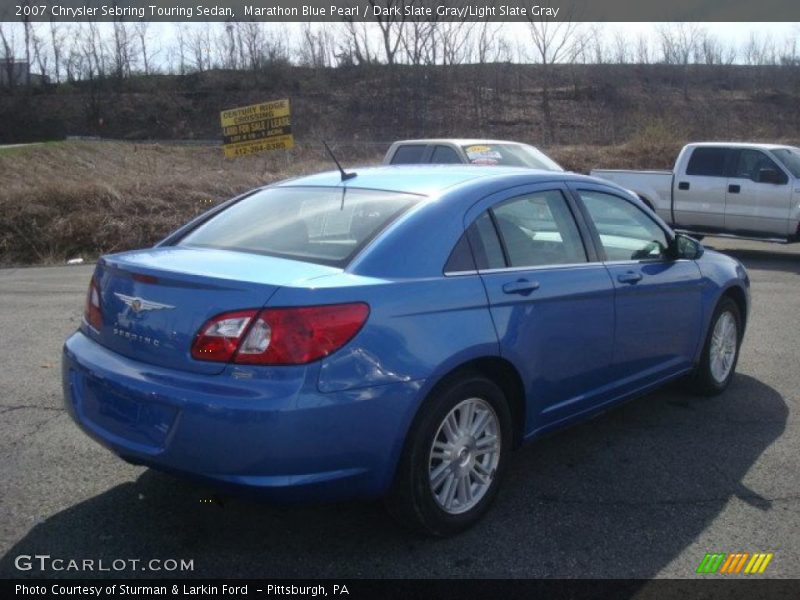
[686,147,728,177]
[178,187,420,266]
[733,150,787,183]
[771,147,800,178]
[490,190,587,267]
[580,191,669,261]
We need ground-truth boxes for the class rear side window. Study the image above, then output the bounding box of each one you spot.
[491,190,587,267]
[430,145,462,164]
[686,147,728,177]
[390,145,427,164]
[579,191,669,261]
[178,187,420,267]
[443,234,475,273]
[471,212,506,270]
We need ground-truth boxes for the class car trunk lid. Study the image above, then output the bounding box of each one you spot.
[89,247,341,375]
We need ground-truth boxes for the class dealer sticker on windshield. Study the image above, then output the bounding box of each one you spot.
[465,145,503,164]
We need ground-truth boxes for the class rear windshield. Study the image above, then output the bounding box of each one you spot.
[178,186,421,266]
[461,143,563,171]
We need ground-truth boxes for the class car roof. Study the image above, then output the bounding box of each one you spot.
[390,139,532,147]
[685,141,799,151]
[275,165,579,196]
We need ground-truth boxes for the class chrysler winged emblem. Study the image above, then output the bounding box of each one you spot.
[114,292,175,314]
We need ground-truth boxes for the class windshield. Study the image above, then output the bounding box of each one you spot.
[461,143,563,171]
[770,148,800,178]
[178,187,421,266]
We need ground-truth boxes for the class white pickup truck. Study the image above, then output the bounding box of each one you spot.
[591,142,800,243]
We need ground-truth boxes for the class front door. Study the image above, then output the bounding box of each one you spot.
[573,187,704,391]
[725,149,793,237]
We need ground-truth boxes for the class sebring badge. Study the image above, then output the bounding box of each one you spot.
[114,292,175,314]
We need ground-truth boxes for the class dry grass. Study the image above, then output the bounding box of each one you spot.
[0,141,379,266]
[6,135,795,266]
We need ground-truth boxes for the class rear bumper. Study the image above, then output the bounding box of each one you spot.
[62,331,423,502]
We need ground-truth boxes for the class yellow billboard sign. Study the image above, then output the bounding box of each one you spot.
[220,99,294,158]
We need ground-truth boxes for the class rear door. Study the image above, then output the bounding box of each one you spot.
[673,146,729,230]
[466,184,617,429]
[572,185,703,387]
[725,148,793,236]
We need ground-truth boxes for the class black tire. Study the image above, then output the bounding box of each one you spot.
[385,372,513,537]
[686,297,742,396]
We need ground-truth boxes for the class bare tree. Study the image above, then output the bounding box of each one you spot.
[634,33,651,65]
[0,22,17,88]
[657,23,702,65]
[134,22,151,75]
[438,22,474,66]
[297,23,336,67]
[697,30,736,65]
[173,24,188,75]
[526,6,583,143]
[48,19,64,83]
[189,23,213,72]
[339,19,376,65]
[657,23,703,98]
[30,23,48,81]
[611,30,630,64]
[368,0,406,65]
[400,18,437,65]
[19,0,33,86]
[471,21,505,65]
[81,22,107,80]
[742,31,777,66]
[580,25,606,64]
[111,19,135,80]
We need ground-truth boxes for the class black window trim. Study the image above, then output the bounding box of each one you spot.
[444,185,597,275]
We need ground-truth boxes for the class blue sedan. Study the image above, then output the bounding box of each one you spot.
[63,166,750,536]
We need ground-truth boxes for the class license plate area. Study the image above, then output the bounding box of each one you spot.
[79,375,178,451]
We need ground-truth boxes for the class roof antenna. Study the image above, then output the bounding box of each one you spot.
[323,140,357,182]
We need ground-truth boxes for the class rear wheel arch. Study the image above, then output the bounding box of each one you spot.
[415,357,526,449]
[386,358,521,535]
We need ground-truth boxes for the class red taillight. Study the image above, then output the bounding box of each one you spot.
[191,310,258,362]
[191,303,369,366]
[84,277,103,331]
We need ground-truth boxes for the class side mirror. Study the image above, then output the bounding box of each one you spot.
[673,233,704,260]
[757,168,784,184]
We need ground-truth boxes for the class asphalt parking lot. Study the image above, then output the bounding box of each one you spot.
[0,238,798,579]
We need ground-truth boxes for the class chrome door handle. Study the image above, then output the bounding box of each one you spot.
[617,271,643,284]
[502,279,540,295]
